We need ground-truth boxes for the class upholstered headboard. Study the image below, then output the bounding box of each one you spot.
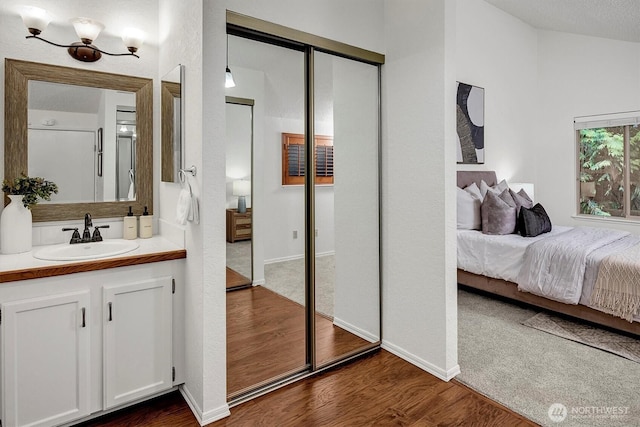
[457,171,497,188]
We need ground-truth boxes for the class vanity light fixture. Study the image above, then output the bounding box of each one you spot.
[225,34,236,88]
[19,6,145,63]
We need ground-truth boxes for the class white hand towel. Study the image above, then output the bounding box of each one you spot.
[175,188,191,225]
[190,194,200,224]
[127,170,136,200]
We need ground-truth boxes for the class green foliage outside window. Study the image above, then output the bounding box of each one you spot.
[579,125,640,217]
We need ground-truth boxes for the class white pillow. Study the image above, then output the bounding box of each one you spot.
[457,185,482,230]
[465,182,482,201]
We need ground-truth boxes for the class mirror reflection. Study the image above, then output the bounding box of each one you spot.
[161,65,184,182]
[225,99,253,290]
[5,59,153,222]
[28,81,137,204]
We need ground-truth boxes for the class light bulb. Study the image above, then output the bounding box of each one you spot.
[71,17,104,44]
[225,67,236,88]
[19,6,52,35]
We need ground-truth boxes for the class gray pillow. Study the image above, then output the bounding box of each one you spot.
[509,188,534,216]
[480,179,509,199]
[481,189,517,235]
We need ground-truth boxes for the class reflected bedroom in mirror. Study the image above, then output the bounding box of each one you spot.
[225,98,253,291]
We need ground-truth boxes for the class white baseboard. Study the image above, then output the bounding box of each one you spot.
[333,317,377,343]
[381,340,460,382]
[180,385,230,426]
[264,250,335,265]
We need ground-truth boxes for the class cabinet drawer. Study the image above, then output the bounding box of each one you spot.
[236,228,252,237]
[236,217,251,225]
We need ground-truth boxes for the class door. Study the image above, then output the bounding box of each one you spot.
[1,291,91,427]
[314,51,381,366]
[103,277,172,409]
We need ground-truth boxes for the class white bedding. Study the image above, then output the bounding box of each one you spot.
[457,226,572,283]
[517,227,630,304]
[457,226,640,321]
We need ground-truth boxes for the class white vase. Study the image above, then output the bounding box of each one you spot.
[1,195,33,254]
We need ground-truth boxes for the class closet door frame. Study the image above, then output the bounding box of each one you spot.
[227,10,384,405]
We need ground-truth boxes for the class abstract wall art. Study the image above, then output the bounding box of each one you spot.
[456,82,484,164]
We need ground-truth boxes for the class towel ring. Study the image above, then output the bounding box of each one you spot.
[179,165,197,182]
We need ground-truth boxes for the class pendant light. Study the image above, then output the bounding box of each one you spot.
[225,34,236,88]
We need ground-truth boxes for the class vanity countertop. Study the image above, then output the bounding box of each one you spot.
[0,237,186,283]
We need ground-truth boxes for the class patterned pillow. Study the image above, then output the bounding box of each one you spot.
[481,189,516,235]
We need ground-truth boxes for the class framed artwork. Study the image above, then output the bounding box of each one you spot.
[456,82,484,164]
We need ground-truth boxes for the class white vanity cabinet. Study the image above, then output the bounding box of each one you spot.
[0,259,183,427]
[1,291,92,427]
[103,277,173,409]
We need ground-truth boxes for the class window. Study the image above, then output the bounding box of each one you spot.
[282,133,334,185]
[576,113,640,218]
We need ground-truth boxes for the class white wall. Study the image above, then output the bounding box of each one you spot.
[536,30,640,232]
[158,0,231,424]
[382,0,459,380]
[455,0,538,182]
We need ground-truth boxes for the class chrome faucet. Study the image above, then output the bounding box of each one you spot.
[62,213,110,244]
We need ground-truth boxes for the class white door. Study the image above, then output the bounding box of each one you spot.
[1,291,91,427]
[103,277,172,409]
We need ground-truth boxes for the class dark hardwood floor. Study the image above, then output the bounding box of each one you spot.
[225,267,252,290]
[77,350,536,426]
[227,285,370,396]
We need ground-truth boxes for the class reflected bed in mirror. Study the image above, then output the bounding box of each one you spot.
[4,59,152,222]
[161,64,184,183]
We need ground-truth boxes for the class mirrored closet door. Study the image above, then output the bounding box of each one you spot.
[225,12,383,403]
[313,51,380,367]
[225,36,308,400]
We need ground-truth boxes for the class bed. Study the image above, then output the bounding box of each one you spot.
[456,170,640,336]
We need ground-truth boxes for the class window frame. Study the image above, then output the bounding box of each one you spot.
[575,112,640,220]
[281,133,334,186]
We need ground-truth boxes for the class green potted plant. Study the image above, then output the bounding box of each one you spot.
[2,174,58,209]
[1,174,58,254]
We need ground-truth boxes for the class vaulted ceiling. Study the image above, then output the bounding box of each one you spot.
[484,0,640,43]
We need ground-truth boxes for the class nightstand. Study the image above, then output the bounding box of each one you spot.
[226,208,252,243]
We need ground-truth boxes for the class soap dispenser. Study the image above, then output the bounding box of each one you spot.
[139,206,153,238]
[123,206,138,240]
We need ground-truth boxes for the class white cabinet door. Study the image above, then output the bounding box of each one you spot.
[1,291,91,427]
[103,277,172,409]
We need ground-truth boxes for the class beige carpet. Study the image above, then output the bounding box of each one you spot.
[522,312,640,363]
[458,289,640,427]
[264,255,335,318]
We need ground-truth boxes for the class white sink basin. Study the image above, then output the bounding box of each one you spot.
[32,240,139,261]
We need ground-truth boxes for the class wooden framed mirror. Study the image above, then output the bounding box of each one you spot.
[161,64,184,183]
[4,58,153,222]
